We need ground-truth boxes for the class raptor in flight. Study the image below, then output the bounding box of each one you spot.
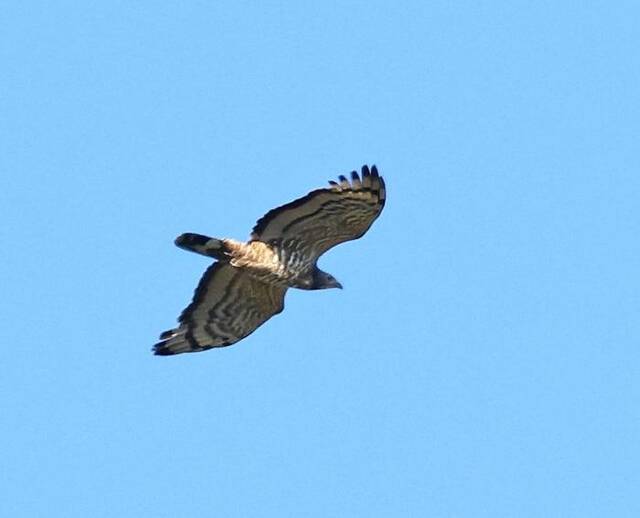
[154,164,386,355]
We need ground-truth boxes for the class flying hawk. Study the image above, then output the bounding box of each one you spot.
[154,164,386,355]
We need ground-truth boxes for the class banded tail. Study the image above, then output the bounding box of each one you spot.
[175,233,228,260]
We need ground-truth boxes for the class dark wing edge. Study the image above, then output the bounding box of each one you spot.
[250,164,386,242]
[153,262,286,356]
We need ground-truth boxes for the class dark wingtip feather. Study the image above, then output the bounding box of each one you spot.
[351,170,360,181]
[152,342,176,356]
[370,165,379,178]
[361,165,370,177]
[159,329,175,340]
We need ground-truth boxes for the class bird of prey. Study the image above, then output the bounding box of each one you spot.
[154,164,386,355]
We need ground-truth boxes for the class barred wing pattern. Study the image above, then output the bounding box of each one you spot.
[154,263,287,355]
[251,165,385,263]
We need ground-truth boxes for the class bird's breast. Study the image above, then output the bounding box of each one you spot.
[225,239,302,286]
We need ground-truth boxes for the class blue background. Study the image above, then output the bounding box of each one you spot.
[2,2,639,516]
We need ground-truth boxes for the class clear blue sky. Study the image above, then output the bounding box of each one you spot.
[2,2,639,516]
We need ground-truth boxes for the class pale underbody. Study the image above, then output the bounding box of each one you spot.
[222,239,315,289]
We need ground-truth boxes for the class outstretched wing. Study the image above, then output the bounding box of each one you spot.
[154,263,287,355]
[251,165,385,262]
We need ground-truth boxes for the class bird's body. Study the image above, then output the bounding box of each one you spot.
[154,165,385,355]
[174,236,330,288]
[219,239,289,285]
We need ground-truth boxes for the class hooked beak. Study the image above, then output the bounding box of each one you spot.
[335,281,343,290]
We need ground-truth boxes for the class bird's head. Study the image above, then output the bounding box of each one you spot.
[311,269,343,290]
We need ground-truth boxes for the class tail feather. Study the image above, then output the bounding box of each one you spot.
[175,233,227,259]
